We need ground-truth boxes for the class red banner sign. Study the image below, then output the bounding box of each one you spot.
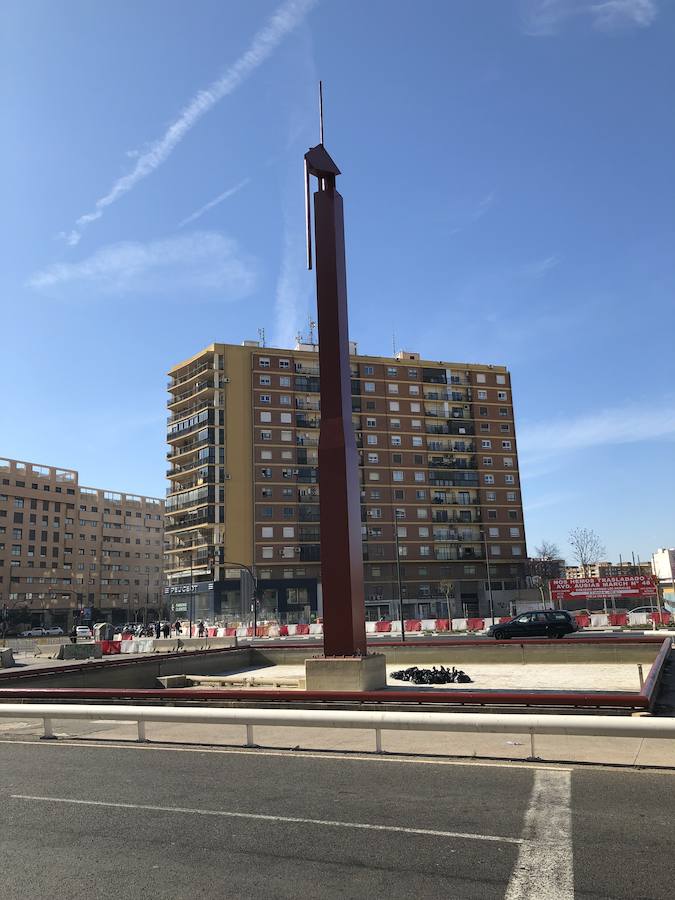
[549,575,657,602]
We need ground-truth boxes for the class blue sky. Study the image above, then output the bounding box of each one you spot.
[1,0,673,564]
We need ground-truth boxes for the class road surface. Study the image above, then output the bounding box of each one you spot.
[1,737,673,898]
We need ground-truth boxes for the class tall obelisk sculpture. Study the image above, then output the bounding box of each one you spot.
[304,85,366,657]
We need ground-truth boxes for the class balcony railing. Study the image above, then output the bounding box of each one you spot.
[167,434,212,459]
[425,423,475,436]
[165,509,213,532]
[168,379,215,406]
[168,360,213,389]
[167,397,214,424]
[166,454,215,478]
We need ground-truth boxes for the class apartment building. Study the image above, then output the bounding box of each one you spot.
[165,342,527,622]
[564,561,652,579]
[0,457,164,629]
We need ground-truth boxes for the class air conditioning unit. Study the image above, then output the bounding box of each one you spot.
[224,474,231,480]
[221,377,230,383]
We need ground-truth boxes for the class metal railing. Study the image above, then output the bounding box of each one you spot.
[2,704,674,757]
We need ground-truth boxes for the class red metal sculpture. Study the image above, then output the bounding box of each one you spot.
[304,85,366,656]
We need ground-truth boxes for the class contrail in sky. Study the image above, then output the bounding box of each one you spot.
[65,0,317,245]
[178,178,251,228]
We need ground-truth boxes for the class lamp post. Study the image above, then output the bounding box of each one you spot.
[481,528,494,621]
[394,508,405,643]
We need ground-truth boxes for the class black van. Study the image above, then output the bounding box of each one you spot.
[487,610,578,640]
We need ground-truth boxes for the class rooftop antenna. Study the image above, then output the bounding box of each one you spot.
[392,330,397,358]
[257,327,266,348]
[319,79,325,145]
[308,317,317,345]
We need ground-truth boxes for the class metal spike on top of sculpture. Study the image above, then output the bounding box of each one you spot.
[304,82,366,656]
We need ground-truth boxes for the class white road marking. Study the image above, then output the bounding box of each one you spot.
[11,794,522,845]
[505,770,574,900]
[0,738,570,771]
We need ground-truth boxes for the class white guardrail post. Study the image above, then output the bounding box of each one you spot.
[0,704,674,757]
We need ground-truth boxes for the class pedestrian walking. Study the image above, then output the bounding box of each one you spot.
[162,622,170,638]
[198,620,205,637]
[69,626,77,644]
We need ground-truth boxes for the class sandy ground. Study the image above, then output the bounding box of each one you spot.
[190,661,645,693]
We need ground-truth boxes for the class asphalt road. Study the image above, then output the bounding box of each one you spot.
[1,740,673,899]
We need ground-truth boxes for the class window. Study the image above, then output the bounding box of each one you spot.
[496,375,506,385]
[504,457,513,468]
[491,545,502,556]
[480,423,490,433]
[415,490,426,500]
[409,385,420,395]
[391,435,402,447]
[367,453,379,464]
[280,395,291,406]
[261,527,274,538]
[259,375,271,386]
[487,509,497,520]
[262,546,273,559]
[499,407,509,417]
[410,402,420,413]
[280,412,292,424]
[408,368,418,378]
[389,401,400,411]
[476,373,486,383]
[511,546,522,556]
[481,440,492,449]
[393,471,404,482]
[484,474,494,484]
[369,472,380,481]
[464,565,476,575]
[397,525,408,538]
[508,510,518,521]
[363,365,374,375]
[280,375,291,387]
[485,491,496,502]
[477,390,487,400]
[498,391,507,401]
[260,430,272,441]
[367,435,378,446]
[414,472,425,482]
[506,491,517,502]
[418,526,429,537]
[411,436,423,448]
[392,453,402,464]
[398,545,407,557]
[500,424,510,433]
[14,498,24,508]
[479,407,488,417]
[370,508,382,519]
[260,394,271,404]
[416,508,428,519]
[279,359,290,369]
[488,527,499,537]
[411,419,422,429]
[259,357,270,368]
[420,545,431,557]
[282,526,295,538]
[501,440,512,449]
[364,382,376,393]
[390,418,401,429]
[370,566,381,577]
[387,384,399,394]
[260,468,272,479]
[261,487,273,498]
[370,490,381,499]
[509,527,520,537]
[482,457,493,466]
[260,411,272,423]
[260,450,272,461]
[504,474,515,485]
[280,430,292,442]
[366,417,377,427]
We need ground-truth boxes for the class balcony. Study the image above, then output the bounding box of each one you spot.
[167,397,214,424]
[296,467,318,484]
[299,545,321,562]
[167,454,215,478]
[299,506,320,522]
[294,363,320,376]
[299,527,321,542]
[165,509,213,533]
[422,369,447,385]
[166,472,212,495]
[168,360,213,389]
[295,398,320,411]
[167,433,212,459]
[165,489,213,515]
[168,378,216,407]
[295,375,320,393]
[167,410,213,441]
[296,415,320,429]
[296,434,318,447]
[425,423,475,436]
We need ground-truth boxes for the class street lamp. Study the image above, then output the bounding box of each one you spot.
[393,508,405,643]
[220,560,258,637]
[481,529,495,622]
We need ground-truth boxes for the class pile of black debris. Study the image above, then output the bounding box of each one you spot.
[390,665,472,685]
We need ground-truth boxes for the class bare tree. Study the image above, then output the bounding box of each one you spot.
[535,540,560,561]
[568,528,606,576]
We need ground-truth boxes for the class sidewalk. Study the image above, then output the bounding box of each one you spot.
[0,714,673,769]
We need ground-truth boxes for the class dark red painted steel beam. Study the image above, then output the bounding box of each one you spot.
[0,686,649,709]
[642,637,671,706]
[306,141,366,657]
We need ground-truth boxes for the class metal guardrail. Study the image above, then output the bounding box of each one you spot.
[0,704,674,758]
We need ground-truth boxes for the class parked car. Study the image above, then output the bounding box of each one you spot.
[628,606,660,615]
[75,625,93,638]
[487,610,578,640]
[45,626,64,636]
[19,627,47,638]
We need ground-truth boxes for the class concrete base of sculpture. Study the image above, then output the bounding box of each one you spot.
[305,653,387,692]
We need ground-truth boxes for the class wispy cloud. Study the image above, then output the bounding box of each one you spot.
[520,254,561,278]
[28,231,257,298]
[521,0,658,36]
[471,192,496,221]
[272,217,310,348]
[64,0,317,245]
[178,178,250,228]
[519,401,675,463]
